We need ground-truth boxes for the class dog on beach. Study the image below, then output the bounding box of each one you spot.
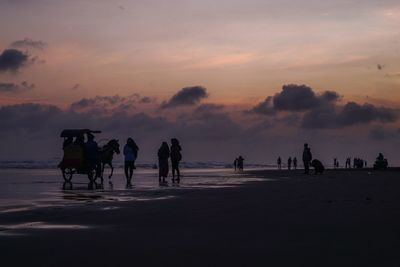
[311,159,325,174]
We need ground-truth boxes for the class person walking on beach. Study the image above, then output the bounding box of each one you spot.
[158,142,170,182]
[287,157,292,170]
[277,157,282,170]
[170,138,182,182]
[293,157,297,170]
[302,143,312,174]
[123,138,139,185]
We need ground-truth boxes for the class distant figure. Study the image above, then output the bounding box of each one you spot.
[123,138,139,184]
[293,157,298,170]
[311,159,325,174]
[373,153,388,170]
[302,143,312,174]
[233,158,238,171]
[158,142,170,182]
[287,157,292,170]
[170,138,182,182]
[334,158,337,169]
[84,133,100,177]
[354,158,365,169]
[63,137,73,149]
[345,157,351,169]
[277,157,282,170]
[237,156,244,171]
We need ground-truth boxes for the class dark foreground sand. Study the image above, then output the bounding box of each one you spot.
[2,169,400,267]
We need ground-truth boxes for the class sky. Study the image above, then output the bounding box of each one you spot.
[0,0,400,165]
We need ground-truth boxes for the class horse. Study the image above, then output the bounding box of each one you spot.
[99,139,120,179]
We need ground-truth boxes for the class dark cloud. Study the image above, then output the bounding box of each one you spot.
[250,96,275,115]
[161,86,208,108]
[0,81,35,93]
[10,38,47,50]
[273,84,339,111]
[251,84,339,115]
[0,49,29,73]
[251,84,398,129]
[302,102,399,129]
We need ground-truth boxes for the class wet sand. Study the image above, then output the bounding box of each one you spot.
[2,169,400,266]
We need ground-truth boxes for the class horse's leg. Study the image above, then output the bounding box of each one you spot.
[101,162,105,180]
[109,162,114,179]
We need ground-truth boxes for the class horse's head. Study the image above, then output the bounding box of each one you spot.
[108,139,120,154]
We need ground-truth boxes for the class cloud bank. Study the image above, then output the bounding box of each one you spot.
[251,84,398,129]
[0,84,399,164]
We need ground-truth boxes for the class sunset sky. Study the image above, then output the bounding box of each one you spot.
[1,0,400,164]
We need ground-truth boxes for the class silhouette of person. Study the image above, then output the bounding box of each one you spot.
[158,142,170,182]
[293,157,297,170]
[334,158,337,169]
[237,156,244,171]
[287,157,292,170]
[84,133,100,177]
[302,143,312,174]
[277,157,282,170]
[124,138,139,184]
[170,138,182,182]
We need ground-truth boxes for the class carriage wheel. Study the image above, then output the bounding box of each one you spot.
[62,168,74,181]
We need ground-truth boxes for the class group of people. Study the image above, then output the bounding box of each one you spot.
[157,138,182,183]
[277,156,298,170]
[343,157,367,169]
[123,138,183,184]
[233,156,244,172]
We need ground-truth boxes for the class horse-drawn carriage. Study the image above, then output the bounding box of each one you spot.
[59,129,101,182]
[59,129,120,182]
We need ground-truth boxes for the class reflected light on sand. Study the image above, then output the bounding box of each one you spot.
[0,222,90,230]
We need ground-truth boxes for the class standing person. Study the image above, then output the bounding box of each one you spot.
[158,142,170,182]
[237,156,244,172]
[287,157,292,170]
[334,158,337,169]
[277,157,282,170]
[170,138,182,182]
[302,143,312,174]
[123,138,139,185]
[293,157,298,170]
[84,133,100,178]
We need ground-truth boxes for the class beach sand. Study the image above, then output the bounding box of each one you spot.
[1,169,400,266]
